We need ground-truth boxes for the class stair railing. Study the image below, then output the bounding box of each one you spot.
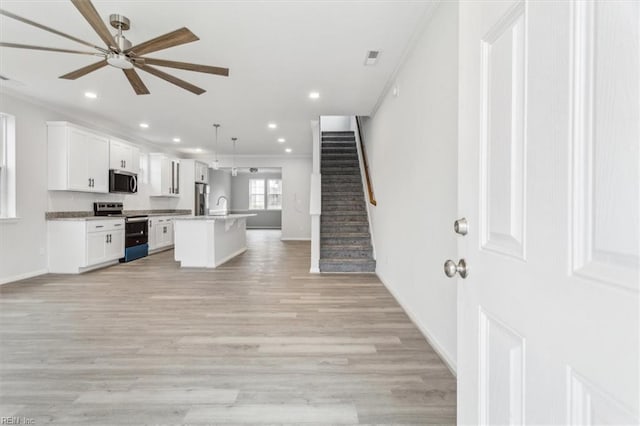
[355,116,377,206]
[352,116,376,262]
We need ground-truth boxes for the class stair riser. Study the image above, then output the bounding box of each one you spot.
[321,149,358,155]
[322,225,369,233]
[322,200,366,206]
[322,163,360,169]
[322,142,356,148]
[322,155,359,162]
[319,261,376,273]
[322,220,368,226]
[322,176,362,183]
[322,194,364,201]
[321,169,360,175]
[322,183,363,193]
[322,205,365,212]
[322,213,368,219]
[321,249,372,259]
[321,237,371,245]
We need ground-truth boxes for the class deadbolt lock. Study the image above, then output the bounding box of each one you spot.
[454,217,468,236]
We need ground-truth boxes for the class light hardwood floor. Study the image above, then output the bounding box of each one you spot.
[0,230,456,424]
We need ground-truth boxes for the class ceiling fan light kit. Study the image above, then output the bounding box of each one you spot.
[0,0,229,95]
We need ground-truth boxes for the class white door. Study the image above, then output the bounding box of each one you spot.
[67,128,89,191]
[86,231,107,266]
[457,1,639,424]
[87,133,109,193]
[109,140,126,170]
[106,229,124,261]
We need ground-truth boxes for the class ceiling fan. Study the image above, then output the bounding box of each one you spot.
[0,0,229,95]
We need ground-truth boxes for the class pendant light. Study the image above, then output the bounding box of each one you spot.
[212,123,220,170]
[231,137,238,177]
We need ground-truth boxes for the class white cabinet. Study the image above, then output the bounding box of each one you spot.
[195,161,209,183]
[149,154,180,197]
[48,122,109,193]
[109,139,140,174]
[48,219,125,273]
[148,216,175,252]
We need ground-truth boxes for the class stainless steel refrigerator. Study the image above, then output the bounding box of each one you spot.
[195,183,209,216]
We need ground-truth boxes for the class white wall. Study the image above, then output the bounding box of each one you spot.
[209,169,232,214]
[320,116,351,132]
[0,91,180,284]
[362,1,459,372]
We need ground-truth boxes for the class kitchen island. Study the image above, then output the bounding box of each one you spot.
[173,214,256,268]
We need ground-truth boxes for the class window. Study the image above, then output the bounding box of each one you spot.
[267,179,282,210]
[248,178,282,210]
[249,179,265,210]
[0,113,16,219]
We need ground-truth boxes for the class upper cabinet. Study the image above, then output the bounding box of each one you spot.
[149,153,180,197]
[109,139,140,174]
[47,122,109,193]
[194,161,209,184]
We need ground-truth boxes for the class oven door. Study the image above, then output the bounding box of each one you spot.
[125,217,148,247]
[110,170,137,193]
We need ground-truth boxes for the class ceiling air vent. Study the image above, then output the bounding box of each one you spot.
[364,50,380,66]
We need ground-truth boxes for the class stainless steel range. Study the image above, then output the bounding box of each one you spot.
[94,202,148,262]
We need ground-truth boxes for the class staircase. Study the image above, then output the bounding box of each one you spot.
[320,131,376,273]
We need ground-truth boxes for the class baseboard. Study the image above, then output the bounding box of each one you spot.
[0,269,48,285]
[280,238,311,241]
[376,271,457,376]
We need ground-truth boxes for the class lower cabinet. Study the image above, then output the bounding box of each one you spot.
[148,216,175,252]
[48,219,125,273]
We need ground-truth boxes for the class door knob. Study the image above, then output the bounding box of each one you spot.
[444,258,469,278]
[454,217,468,235]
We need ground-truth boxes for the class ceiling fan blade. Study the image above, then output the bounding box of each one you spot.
[125,27,198,57]
[122,68,150,95]
[0,42,103,56]
[0,8,108,53]
[135,64,205,95]
[70,0,118,52]
[136,57,229,77]
[59,59,108,80]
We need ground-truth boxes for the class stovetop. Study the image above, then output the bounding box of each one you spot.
[94,202,147,219]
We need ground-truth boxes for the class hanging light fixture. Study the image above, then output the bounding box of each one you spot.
[231,137,238,177]
[212,123,220,170]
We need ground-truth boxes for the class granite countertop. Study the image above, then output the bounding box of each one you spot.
[173,214,257,221]
[46,210,192,221]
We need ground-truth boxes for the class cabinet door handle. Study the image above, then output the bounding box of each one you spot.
[124,160,126,168]
[95,225,104,228]
[88,178,92,187]
[105,234,108,243]
[114,223,122,227]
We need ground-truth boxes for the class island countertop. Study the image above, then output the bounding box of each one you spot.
[173,214,256,221]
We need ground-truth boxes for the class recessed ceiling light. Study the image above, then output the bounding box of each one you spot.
[84,92,97,99]
[195,148,203,153]
[268,122,277,129]
[277,138,286,143]
[173,137,181,143]
[139,123,149,129]
[309,91,320,99]
[285,148,292,153]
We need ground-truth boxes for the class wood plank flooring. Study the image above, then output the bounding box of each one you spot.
[0,230,456,424]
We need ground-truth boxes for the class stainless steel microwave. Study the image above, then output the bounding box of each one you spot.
[109,170,137,193]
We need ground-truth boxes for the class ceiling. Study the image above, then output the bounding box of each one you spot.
[0,1,432,156]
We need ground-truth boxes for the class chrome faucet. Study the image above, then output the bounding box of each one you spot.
[216,195,228,206]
